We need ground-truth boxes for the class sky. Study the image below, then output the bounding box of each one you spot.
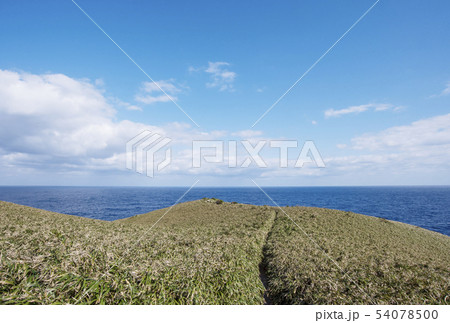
[0,0,450,186]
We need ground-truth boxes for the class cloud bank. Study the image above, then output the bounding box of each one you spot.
[135,79,182,105]
[325,103,401,118]
[1,69,449,185]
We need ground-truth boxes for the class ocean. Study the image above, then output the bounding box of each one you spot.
[0,186,448,236]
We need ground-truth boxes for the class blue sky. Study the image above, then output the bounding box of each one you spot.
[1,0,450,186]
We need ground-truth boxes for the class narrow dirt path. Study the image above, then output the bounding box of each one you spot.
[259,209,278,305]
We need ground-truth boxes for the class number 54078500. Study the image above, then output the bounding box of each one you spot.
[375,309,438,320]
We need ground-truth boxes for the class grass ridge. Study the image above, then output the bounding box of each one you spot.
[263,206,449,304]
[1,200,449,304]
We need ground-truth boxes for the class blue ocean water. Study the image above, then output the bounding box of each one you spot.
[0,186,448,236]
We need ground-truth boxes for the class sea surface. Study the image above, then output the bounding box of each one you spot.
[0,186,448,236]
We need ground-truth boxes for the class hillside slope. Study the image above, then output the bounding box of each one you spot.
[0,199,448,304]
[0,200,275,304]
[263,207,449,304]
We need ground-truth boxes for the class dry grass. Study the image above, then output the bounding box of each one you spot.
[0,200,275,304]
[0,200,448,304]
[263,207,450,304]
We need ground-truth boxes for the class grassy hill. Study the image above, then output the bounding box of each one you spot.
[0,199,448,304]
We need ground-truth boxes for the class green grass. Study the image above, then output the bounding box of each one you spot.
[0,200,448,304]
[0,200,275,304]
[263,207,450,304]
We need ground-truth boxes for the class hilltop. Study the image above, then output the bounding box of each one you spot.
[0,199,448,304]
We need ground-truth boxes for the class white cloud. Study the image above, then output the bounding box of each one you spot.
[0,68,306,182]
[303,113,450,184]
[188,61,237,91]
[94,78,104,87]
[135,94,173,105]
[126,105,143,111]
[111,97,143,112]
[141,80,180,94]
[351,113,450,152]
[373,103,391,111]
[0,69,209,176]
[441,83,450,96]
[433,82,450,97]
[311,120,317,125]
[231,130,263,138]
[324,103,400,118]
[191,61,236,92]
[316,113,450,178]
[1,69,269,185]
[2,68,449,185]
[188,66,201,73]
[135,79,181,105]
